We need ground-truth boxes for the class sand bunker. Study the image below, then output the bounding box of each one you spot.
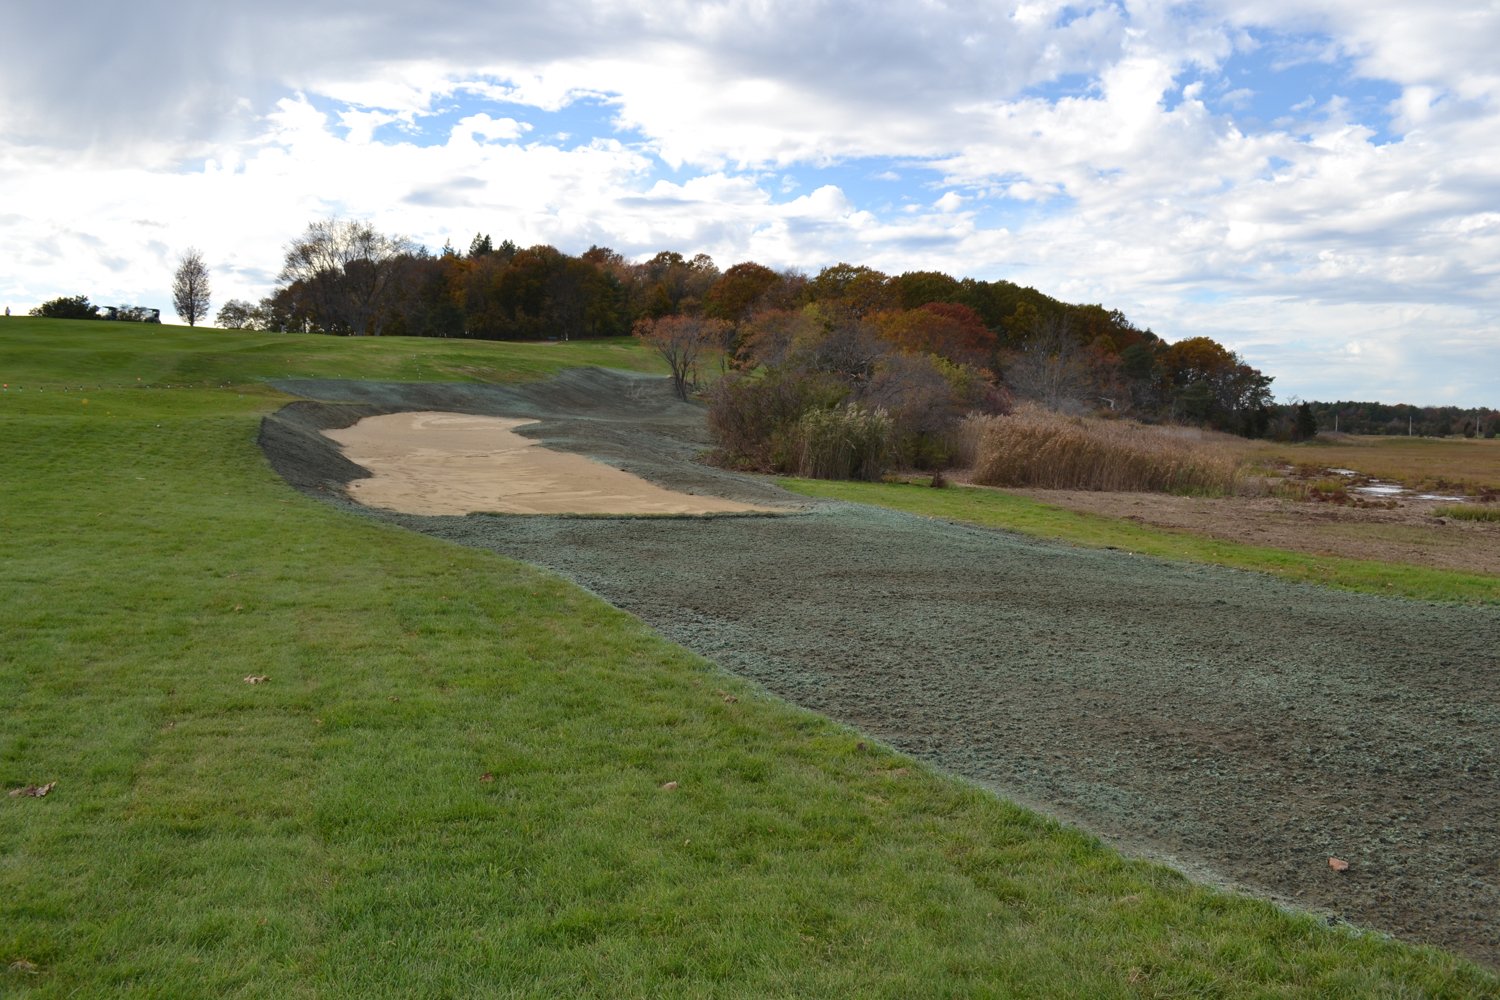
[322,411,774,516]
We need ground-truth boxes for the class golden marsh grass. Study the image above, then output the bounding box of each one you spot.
[958,404,1245,494]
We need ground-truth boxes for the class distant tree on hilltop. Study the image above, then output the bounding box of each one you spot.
[29,294,99,320]
[172,248,212,327]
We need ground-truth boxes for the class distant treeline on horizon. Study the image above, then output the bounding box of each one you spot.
[19,220,1494,433]
[1303,401,1497,438]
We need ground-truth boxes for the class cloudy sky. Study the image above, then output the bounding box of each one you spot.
[2,1,1497,406]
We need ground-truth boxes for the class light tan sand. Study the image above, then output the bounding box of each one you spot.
[322,411,774,516]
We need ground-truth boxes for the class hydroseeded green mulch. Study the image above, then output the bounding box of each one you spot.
[2,318,1496,996]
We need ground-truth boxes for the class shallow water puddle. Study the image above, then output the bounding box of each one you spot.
[1329,468,1469,503]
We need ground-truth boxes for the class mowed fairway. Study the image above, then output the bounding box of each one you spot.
[2,319,1496,997]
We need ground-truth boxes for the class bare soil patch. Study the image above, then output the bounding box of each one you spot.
[1000,488,1500,576]
[261,369,1500,969]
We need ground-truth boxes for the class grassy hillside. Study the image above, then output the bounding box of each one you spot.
[0,318,658,390]
[2,317,1495,996]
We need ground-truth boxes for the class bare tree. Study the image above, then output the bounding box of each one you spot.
[277,218,415,335]
[1005,315,1092,411]
[634,314,727,400]
[172,248,211,327]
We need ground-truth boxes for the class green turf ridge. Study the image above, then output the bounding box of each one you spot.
[0,316,660,390]
[3,318,1497,995]
[779,477,1500,605]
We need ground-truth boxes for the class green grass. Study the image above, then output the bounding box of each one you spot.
[0,316,659,390]
[779,479,1500,604]
[3,317,1497,995]
[1436,504,1500,522]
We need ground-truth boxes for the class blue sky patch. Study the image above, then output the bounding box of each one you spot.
[350,89,644,151]
[1211,31,1403,143]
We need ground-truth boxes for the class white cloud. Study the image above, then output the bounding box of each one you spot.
[450,114,532,144]
[934,192,966,213]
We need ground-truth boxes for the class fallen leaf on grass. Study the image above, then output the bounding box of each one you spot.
[8,959,39,974]
[660,781,679,791]
[243,675,270,684]
[1328,857,1350,872]
[8,782,55,798]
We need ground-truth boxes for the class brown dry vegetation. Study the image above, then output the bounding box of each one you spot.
[997,487,1500,578]
[945,410,1500,577]
[1247,434,1500,495]
[958,404,1244,494]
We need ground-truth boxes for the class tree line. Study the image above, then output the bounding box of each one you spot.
[212,217,1276,439]
[23,216,1494,449]
[1292,401,1498,439]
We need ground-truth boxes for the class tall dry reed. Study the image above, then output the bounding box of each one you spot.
[958,404,1244,494]
[793,404,893,481]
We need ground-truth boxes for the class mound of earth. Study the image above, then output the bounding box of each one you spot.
[261,368,1500,968]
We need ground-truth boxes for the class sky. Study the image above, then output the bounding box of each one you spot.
[1,1,1497,407]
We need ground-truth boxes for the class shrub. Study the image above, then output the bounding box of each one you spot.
[29,294,99,320]
[708,314,1007,479]
[791,404,893,481]
[959,404,1244,494]
[867,353,1007,469]
[707,369,848,471]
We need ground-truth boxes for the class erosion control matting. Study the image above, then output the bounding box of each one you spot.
[262,368,1500,967]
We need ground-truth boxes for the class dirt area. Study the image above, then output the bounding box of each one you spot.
[261,369,1500,969]
[999,488,1500,577]
[322,411,773,516]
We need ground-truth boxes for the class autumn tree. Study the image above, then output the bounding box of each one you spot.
[704,262,782,327]
[871,302,997,369]
[630,250,720,319]
[634,314,728,400]
[736,307,824,369]
[1160,336,1274,430]
[889,270,963,310]
[172,248,211,327]
[807,262,895,319]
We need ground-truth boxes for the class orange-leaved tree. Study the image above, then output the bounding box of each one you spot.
[871,302,997,369]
